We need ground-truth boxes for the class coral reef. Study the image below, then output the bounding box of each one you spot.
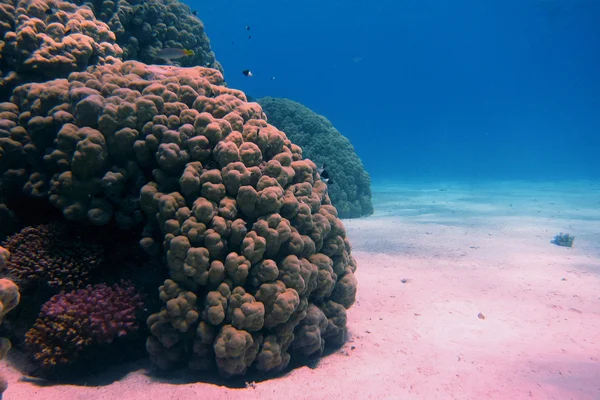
[0,0,359,379]
[0,58,357,376]
[66,0,223,72]
[0,0,123,98]
[0,0,223,101]
[551,232,574,248]
[258,97,373,218]
[0,266,20,396]
[0,278,18,323]
[24,281,144,372]
[1,222,105,292]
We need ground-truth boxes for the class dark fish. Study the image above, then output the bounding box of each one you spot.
[248,35,252,39]
[242,69,253,77]
[317,163,326,175]
[232,41,235,44]
[192,10,198,15]
[318,164,333,185]
[45,8,53,15]
[246,25,250,30]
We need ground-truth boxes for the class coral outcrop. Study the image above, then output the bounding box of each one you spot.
[258,97,373,218]
[24,281,144,372]
[0,252,20,396]
[0,58,358,377]
[67,0,223,72]
[0,0,123,98]
[0,247,8,270]
[0,0,223,101]
[1,222,105,292]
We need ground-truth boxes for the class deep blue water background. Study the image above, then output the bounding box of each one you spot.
[190,0,600,182]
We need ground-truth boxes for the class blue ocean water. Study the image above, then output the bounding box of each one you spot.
[195,0,600,182]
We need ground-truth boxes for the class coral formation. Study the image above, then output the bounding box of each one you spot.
[0,278,19,324]
[0,0,223,101]
[0,58,357,376]
[24,281,144,371]
[1,222,105,292]
[551,232,574,248]
[258,97,373,218]
[66,0,223,72]
[0,0,359,379]
[0,264,20,396]
[0,247,8,270]
[0,0,123,98]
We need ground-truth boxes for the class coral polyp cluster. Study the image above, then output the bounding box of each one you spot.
[67,0,223,71]
[0,222,105,292]
[25,281,144,370]
[0,0,123,96]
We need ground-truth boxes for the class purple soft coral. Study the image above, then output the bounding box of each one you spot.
[25,281,144,369]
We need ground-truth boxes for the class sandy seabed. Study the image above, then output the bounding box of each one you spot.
[3,180,599,400]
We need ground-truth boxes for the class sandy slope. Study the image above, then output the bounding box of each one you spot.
[2,180,599,400]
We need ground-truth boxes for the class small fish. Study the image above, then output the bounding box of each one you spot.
[64,28,71,34]
[248,35,252,39]
[246,25,250,30]
[232,41,235,44]
[192,10,198,15]
[19,375,48,384]
[45,8,53,15]
[317,163,333,185]
[242,69,253,77]
[156,48,194,61]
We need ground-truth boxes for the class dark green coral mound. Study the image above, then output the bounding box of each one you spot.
[257,97,373,218]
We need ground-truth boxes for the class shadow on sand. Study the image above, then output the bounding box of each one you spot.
[11,342,342,389]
